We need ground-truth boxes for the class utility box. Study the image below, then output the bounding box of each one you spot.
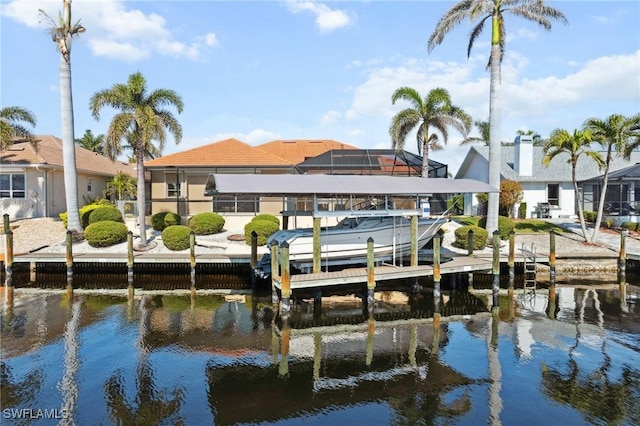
[421,198,431,217]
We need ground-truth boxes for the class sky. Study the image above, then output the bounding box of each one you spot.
[1,0,639,175]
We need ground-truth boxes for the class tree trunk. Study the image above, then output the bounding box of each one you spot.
[591,148,612,243]
[60,52,81,233]
[421,139,429,178]
[486,41,502,233]
[136,149,148,247]
[572,164,588,241]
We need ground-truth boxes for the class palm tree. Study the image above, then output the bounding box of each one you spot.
[389,86,471,177]
[75,129,105,155]
[585,113,640,242]
[428,0,567,233]
[40,0,85,233]
[542,128,604,241]
[89,72,183,247]
[461,120,490,145]
[0,106,38,151]
[105,171,137,201]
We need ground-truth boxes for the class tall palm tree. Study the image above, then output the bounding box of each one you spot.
[585,113,640,242]
[75,129,105,155]
[542,128,604,241]
[389,86,471,177]
[89,72,183,247]
[0,106,38,151]
[40,0,85,233]
[461,120,490,145]
[428,0,567,233]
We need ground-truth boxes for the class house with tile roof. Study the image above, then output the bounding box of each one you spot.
[143,138,448,230]
[455,135,640,218]
[1,135,136,219]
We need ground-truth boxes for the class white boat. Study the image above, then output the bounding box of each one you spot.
[255,214,447,278]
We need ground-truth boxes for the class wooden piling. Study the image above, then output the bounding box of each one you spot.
[250,231,258,269]
[492,230,500,305]
[508,230,515,289]
[548,284,557,320]
[619,229,628,276]
[127,231,134,277]
[190,232,197,272]
[270,240,279,305]
[367,237,375,308]
[280,242,291,314]
[313,217,321,273]
[468,229,474,256]
[410,215,418,266]
[433,232,441,287]
[4,231,13,285]
[66,230,73,280]
[3,214,9,233]
[279,317,290,377]
[549,231,556,282]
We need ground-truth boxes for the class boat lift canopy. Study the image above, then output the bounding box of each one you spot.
[204,173,498,218]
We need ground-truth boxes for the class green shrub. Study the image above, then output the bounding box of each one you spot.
[518,202,527,219]
[84,221,128,247]
[623,221,636,231]
[151,212,182,231]
[478,215,514,240]
[244,219,279,246]
[162,225,192,251]
[604,217,614,229]
[252,214,280,226]
[88,206,123,225]
[188,212,225,235]
[583,211,597,223]
[454,225,488,250]
[60,200,114,229]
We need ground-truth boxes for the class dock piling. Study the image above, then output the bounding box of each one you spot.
[468,229,474,256]
[492,230,500,307]
[433,232,441,312]
[190,232,197,273]
[619,229,628,276]
[410,215,418,266]
[280,242,291,314]
[66,230,73,281]
[508,230,515,289]
[313,217,321,273]
[367,237,375,308]
[549,231,556,283]
[4,231,13,286]
[127,231,134,277]
[270,240,279,305]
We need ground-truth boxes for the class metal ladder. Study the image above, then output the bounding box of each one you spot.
[521,243,537,291]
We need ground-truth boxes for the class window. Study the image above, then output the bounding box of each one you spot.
[87,178,94,193]
[213,195,257,213]
[547,183,559,206]
[166,173,181,198]
[0,173,25,198]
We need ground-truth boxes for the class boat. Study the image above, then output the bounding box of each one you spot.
[254,214,447,279]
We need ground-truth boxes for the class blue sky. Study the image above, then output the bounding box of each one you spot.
[1,0,639,174]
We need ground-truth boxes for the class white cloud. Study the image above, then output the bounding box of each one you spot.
[2,0,218,62]
[320,110,341,125]
[285,0,353,33]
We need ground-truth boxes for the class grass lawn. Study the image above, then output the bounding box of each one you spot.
[452,216,566,234]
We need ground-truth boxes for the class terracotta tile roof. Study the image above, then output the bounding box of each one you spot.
[1,135,135,176]
[255,139,358,165]
[145,138,290,167]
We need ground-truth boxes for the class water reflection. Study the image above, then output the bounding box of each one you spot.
[0,284,638,425]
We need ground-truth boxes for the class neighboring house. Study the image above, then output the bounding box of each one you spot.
[1,135,135,220]
[455,135,640,218]
[144,138,447,229]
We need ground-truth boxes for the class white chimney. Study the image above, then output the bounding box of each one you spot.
[514,135,533,176]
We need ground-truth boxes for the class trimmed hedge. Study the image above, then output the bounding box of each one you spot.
[454,225,488,250]
[59,200,114,229]
[84,221,128,247]
[188,212,225,235]
[151,212,181,231]
[252,214,280,227]
[244,219,279,246]
[88,206,123,225]
[162,225,192,251]
[478,215,514,240]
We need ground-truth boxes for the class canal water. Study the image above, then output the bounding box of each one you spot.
[1,277,639,425]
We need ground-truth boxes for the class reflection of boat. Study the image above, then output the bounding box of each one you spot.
[255,214,447,278]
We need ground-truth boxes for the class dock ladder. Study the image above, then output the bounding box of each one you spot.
[521,243,537,291]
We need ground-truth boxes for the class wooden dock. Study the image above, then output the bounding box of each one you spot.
[273,254,494,290]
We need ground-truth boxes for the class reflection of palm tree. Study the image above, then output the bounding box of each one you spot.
[104,296,184,424]
[59,299,82,424]
[0,362,44,409]
[541,289,640,425]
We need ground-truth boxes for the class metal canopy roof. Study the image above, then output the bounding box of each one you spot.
[204,173,498,196]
